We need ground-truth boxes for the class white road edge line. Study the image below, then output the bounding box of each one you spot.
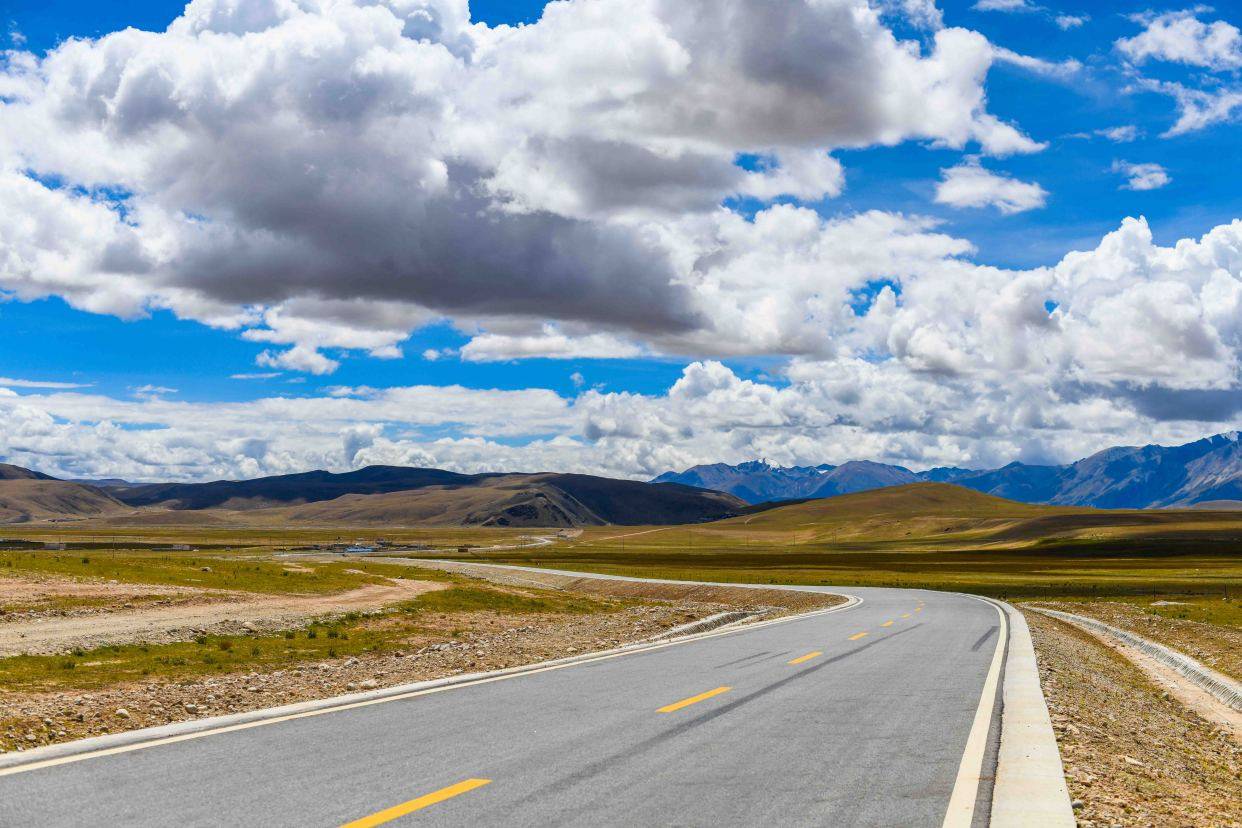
[941,595,1007,828]
[0,592,861,777]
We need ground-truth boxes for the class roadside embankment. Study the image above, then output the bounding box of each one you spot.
[1026,611,1242,827]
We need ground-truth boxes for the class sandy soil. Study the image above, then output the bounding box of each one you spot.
[0,579,447,656]
[1029,599,1240,681]
[0,601,723,754]
[1027,611,1242,828]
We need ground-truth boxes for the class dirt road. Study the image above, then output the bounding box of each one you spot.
[0,579,446,656]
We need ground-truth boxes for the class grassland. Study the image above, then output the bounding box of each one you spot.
[0,584,619,693]
[426,485,1242,607]
[0,550,434,595]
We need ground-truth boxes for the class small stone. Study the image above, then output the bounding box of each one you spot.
[115,708,130,719]
[184,703,198,713]
[1072,800,1085,810]
[359,679,379,689]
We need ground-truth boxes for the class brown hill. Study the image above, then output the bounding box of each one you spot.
[243,473,748,527]
[0,479,130,523]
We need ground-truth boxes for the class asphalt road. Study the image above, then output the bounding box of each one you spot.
[0,585,1005,827]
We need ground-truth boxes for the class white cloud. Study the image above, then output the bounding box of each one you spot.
[1,215,1236,482]
[256,346,340,376]
[1096,125,1139,143]
[1117,10,1242,71]
[131,384,177,400]
[0,376,91,389]
[1112,161,1171,191]
[1055,14,1087,30]
[934,159,1048,214]
[459,326,645,362]
[230,372,281,380]
[0,0,1048,373]
[1139,79,1242,136]
[973,0,1034,11]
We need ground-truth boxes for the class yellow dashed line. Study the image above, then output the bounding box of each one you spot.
[341,778,491,828]
[880,621,893,627]
[658,686,731,713]
[849,632,868,641]
[788,651,823,665]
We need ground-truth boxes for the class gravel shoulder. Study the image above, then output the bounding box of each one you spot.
[1027,610,1241,828]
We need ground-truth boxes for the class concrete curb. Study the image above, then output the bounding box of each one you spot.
[1032,607,1242,712]
[645,609,766,641]
[0,588,859,775]
[987,601,1075,827]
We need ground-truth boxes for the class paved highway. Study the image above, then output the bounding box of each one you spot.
[0,585,1006,827]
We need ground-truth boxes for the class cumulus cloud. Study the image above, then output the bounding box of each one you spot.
[934,159,1048,214]
[1118,11,1242,135]
[1117,10,1242,71]
[1112,161,1171,191]
[1055,14,1087,30]
[0,0,1047,372]
[1,214,1237,482]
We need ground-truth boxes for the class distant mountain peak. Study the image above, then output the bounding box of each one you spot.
[652,431,1240,508]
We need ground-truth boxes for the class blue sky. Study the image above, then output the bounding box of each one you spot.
[0,0,1239,480]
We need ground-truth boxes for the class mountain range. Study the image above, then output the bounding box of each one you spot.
[652,432,1242,509]
[0,465,749,527]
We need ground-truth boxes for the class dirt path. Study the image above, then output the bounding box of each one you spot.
[0,579,446,656]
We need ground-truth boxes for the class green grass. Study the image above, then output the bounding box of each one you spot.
[0,551,439,595]
[431,542,1241,610]
[0,585,621,693]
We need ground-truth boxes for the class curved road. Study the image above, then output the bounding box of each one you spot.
[0,584,1006,827]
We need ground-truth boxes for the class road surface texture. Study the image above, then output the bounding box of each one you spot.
[0,585,1007,827]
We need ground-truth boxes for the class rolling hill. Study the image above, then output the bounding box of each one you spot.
[247,473,747,527]
[654,432,1242,508]
[602,482,1242,554]
[0,474,130,524]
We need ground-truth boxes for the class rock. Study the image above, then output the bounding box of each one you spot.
[359,679,379,689]
[242,622,257,632]
[115,709,130,719]
[1072,800,1084,810]
[1121,755,1144,767]
[184,703,198,713]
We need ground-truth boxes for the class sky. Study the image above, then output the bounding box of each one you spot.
[0,0,1239,482]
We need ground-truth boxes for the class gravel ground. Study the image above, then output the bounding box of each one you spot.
[0,600,732,755]
[1029,600,1240,681]
[1027,611,1241,828]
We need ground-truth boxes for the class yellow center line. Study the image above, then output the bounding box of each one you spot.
[914,607,923,612]
[341,778,491,828]
[848,632,868,641]
[657,686,731,713]
[900,613,911,618]
[788,651,823,665]
[880,621,893,627]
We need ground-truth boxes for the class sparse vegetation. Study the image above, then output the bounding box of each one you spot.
[0,550,438,595]
[0,585,624,692]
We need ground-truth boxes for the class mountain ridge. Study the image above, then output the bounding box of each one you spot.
[653,432,1242,509]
